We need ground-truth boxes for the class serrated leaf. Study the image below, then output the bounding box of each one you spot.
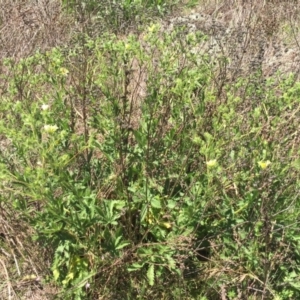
[147,264,155,286]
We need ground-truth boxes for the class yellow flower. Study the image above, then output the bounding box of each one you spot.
[148,24,158,33]
[258,160,271,169]
[161,222,172,229]
[43,124,58,133]
[59,67,69,76]
[206,159,217,168]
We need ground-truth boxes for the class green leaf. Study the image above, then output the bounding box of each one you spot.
[140,204,148,223]
[147,264,155,286]
[115,241,130,250]
[151,196,161,209]
[114,235,130,250]
[127,262,144,272]
[53,268,60,281]
[167,199,176,209]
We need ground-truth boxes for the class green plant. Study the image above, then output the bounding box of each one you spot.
[1,6,300,299]
[0,26,210,298]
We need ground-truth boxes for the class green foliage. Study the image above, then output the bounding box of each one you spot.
[61,0,177,35]
[0,18,300,300]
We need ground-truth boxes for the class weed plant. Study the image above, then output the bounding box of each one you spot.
[0,1,300,299]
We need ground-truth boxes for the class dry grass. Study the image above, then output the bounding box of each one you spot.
[0,0,73,59]
[177,0,300,78]
[0,204,58,299]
